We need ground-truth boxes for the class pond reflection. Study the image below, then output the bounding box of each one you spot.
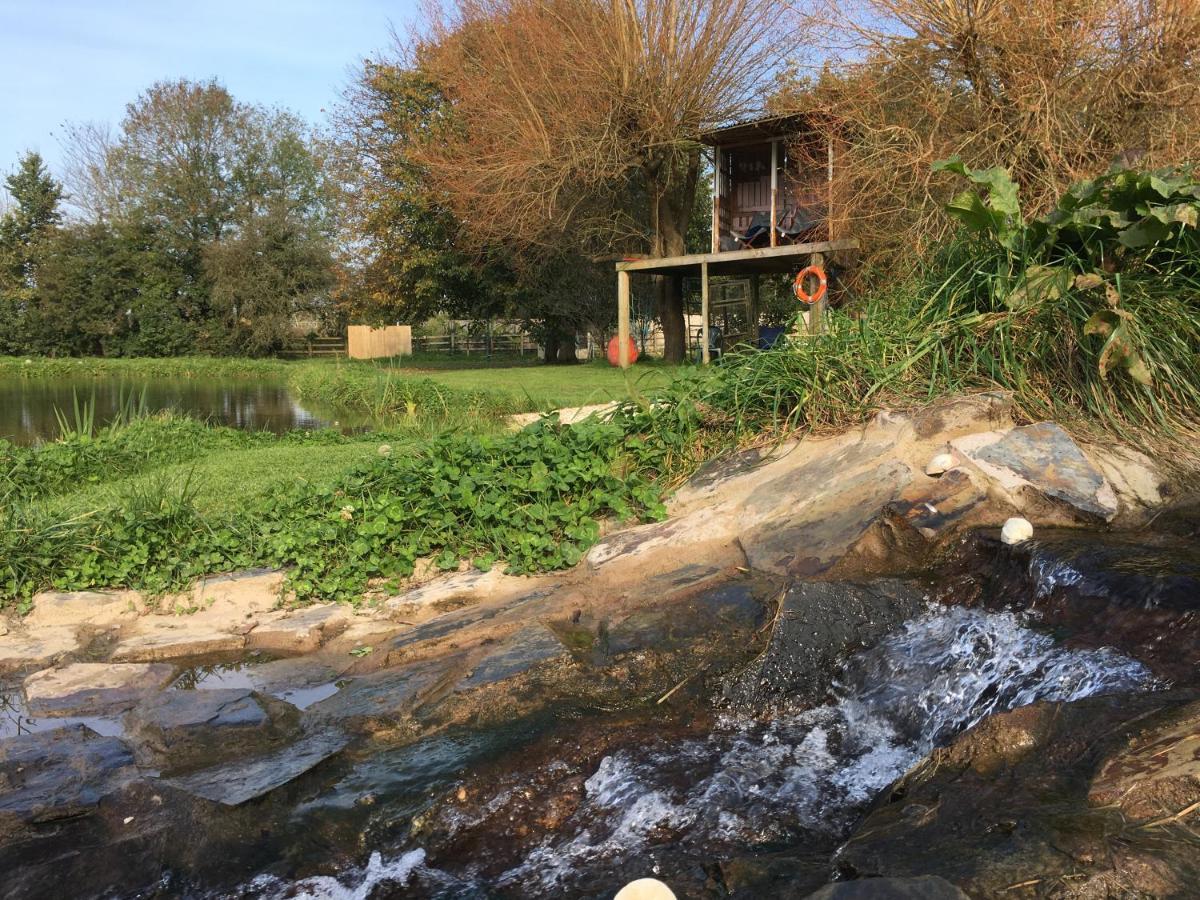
[0,376,341,445]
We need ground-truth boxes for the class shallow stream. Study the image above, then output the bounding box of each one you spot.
[241,604,1156,898]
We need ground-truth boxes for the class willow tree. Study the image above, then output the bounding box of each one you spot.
[409,0,793,361]
[778,0,1200,268]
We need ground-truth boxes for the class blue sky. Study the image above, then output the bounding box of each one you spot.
[1,0,422,185]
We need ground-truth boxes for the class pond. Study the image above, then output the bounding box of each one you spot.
[0,375,346,445]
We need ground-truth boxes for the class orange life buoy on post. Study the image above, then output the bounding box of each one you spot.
[793,265,828,305]
[606,335,638,367]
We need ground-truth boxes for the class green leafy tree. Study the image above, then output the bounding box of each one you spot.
[63,79,336,354]
[0,152,64,351]
[334,65,512,326]
[204,204,337,355]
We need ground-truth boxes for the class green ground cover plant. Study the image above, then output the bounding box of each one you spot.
[0,413,668,608]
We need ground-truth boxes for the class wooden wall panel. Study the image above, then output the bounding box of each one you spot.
[347,325,413,359]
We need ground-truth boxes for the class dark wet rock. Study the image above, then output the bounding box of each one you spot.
[23,662,175,717]
[889,468,988,537]
[457,624,566,691]
[718,848,835,899]
[1088,697,1200,824]
[604,579,771,656]
[741,461,913,576]
[305,655,466,727]
[165,728,349,805]
[388,586,557,655]
[953,422,1118,521]
[938,528,1200,684]
[0,726,138,833]
[837,689,1200,898]
[804,876,968,900]
[723,580,928,710]
[124,687,300,774]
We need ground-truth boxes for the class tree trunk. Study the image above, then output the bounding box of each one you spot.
[657,275,686,364]
[646,150,700,364]
[541,321,578,364]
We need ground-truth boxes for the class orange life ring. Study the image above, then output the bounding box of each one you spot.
[793,265,828,305]
[606,335,638,366]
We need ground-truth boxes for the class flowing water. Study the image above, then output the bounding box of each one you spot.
[242,605,1156,899]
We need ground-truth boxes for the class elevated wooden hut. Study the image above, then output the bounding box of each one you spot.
[614,114,856,365]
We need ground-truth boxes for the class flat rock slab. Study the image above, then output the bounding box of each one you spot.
[165,728,349,805]
[741,460,913,576]
[25,589,141,628]
[0,627,80,675]
[953,422,1118,520]
[388,587,559,654]
[457,625,566,691]
[111,623,245,662]
[247,604,351,654]
[23,662,175,717]
[723,579,928,711]
[124,687,299,774]
[188,568,284,612]
[305,655,464,726]
[0,725,138,825]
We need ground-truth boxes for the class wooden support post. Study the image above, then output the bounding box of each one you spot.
[808,251,826,336]
[711,147,722,254]
[701,261,711,365]
[749,274,761,346]
[617,269,631,369]
[770,140,779,248]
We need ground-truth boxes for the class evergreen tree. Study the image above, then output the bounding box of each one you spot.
[0,151,65,352]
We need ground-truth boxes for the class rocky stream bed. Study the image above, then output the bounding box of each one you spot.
[1,394,1197,899]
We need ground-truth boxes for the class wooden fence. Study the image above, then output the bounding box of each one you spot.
[347,325,413,359]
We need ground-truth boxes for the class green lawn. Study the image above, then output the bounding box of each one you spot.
[390,359,673,409]
[35,438,402,519]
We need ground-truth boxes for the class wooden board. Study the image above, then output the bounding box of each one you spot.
[347,325,413,359]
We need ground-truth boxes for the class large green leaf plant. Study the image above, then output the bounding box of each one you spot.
[933,157,1200,387]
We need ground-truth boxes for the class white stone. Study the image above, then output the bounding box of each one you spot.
[1001,517,1034,545]
[924,452,956,477]
[614,878,677,900]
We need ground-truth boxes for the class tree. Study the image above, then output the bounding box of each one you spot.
[60,79,337,354]
[338,61,612,363]
[0,152,64,352]
[406,0,795,361]
[775,0,1200,270]
[204,204,337,356]
[333,65,512,326]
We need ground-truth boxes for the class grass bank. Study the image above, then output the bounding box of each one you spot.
[0,412,668,610]
[662,164,1200,470]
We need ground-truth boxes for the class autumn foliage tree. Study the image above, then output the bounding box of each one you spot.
[778,0,1200,270]
[406,0,795,361]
